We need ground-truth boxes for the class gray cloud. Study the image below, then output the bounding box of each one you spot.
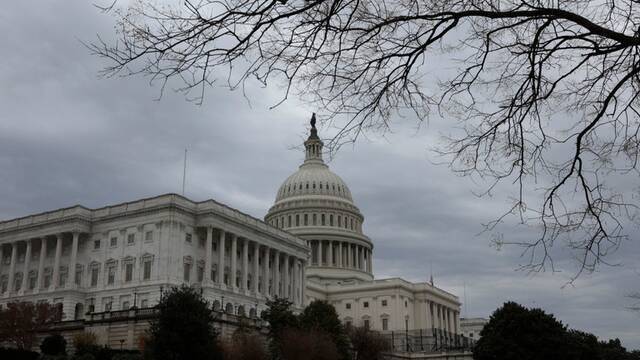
[1,0,638,350]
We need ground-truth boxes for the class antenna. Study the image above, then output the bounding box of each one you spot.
[429,262,434,286]
[182,148,187,196]
[464,281,468,319]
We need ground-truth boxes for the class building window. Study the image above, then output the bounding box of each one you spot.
[0,275,7,293]
[185,233,192,243]
[321,214,326,226]
[345,303,351,310]
[338,216,342,227]
[382,299,388,307]
[59,268,67,288]
[144,230,153,242]
[363,319,370,329]
[87,298,95,313]
[304,214,308,226]
[143,258,152,280]
[141,299,149,308]
[127,233,135,245]
[93,240,101,250]
[363,301,369,308]
[90,267,99,287]
[382,318,389,331]
[345,320,352,328]
[75,266,83,286]
[110,237,118,247]
[313,214,317,225]
[125,263,134,282]
[287,215,291,227]
[107,263,116,285]
[405,300,408,308]
[14,272,23,292]
[197,265,204,283]
[103,298,113,312]
[28,271,37,290]
[295,215,300,227]
[184,263,192,283]
[329,214,334,226]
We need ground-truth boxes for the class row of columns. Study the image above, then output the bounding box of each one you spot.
[0,232,81,295]
[428,302,459,334]
[311,240,372,272]
[203,227,306,306]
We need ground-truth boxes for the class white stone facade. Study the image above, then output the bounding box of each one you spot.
[0,195,308,320]
[460,317,488,340]
[0,115,462,340]
[265,116,462,335]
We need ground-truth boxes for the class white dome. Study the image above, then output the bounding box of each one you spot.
[275,162,353,203]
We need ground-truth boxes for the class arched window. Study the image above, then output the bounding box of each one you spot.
[350,218,354,230]
[321,214,326,226]
[313,214,317,225]
[288,215,292,227]
[304,214,308,226]
[329,215,334,226]
[338,216,342,227]
[212,300,221,311]
[225,303,234,313]
[296,214,300,227]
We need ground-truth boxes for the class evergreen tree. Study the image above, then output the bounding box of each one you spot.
[298,300,350,360]
[146,285,222,360]
[261,297,298,359]
[474,302,571,360]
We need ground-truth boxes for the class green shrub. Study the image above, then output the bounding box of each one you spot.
[40,334,67,356]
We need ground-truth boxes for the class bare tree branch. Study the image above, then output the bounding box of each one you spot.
[89,0,640,280]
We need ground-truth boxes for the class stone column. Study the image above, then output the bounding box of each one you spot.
[337,242,343,268]
[217,230,225,285]
[317,241,323,266]
[425,301,433,329]
[291,258,297,305]
[328,241,333,266]
[252,243,260,293]
[37,238,47,290]
[7,242,18,294]
[21,240,32,292]
[242,238,249,291]
[283,255,290,298]
[52,233,63,289]
[230,234,238,289]
[346,244,351,268]
[262,247,269,295]
[68,232,79,288]
[274,250,280,296]
[204,227,213,283]
[301,260,306,306]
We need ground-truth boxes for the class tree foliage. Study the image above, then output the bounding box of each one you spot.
[260,297,299,360]
[279,328,339,360]
[0,301,61,350]
[92,0,640,280]
[145,285,222,360]
[474,301,639,360]
[348,326,391,360]
[40,334,67,356]
[298,300,350,360]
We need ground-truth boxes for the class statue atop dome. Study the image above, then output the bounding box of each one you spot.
[308,113,319,140]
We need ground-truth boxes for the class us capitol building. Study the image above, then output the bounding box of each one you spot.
[0,116,461,347]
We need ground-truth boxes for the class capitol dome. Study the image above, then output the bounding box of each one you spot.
[274,162,354,204]
[265,114,373,283]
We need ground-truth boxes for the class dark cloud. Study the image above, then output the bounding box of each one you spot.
[1,0,638,349]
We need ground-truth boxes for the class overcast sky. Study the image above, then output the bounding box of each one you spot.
[1,0,639,349]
